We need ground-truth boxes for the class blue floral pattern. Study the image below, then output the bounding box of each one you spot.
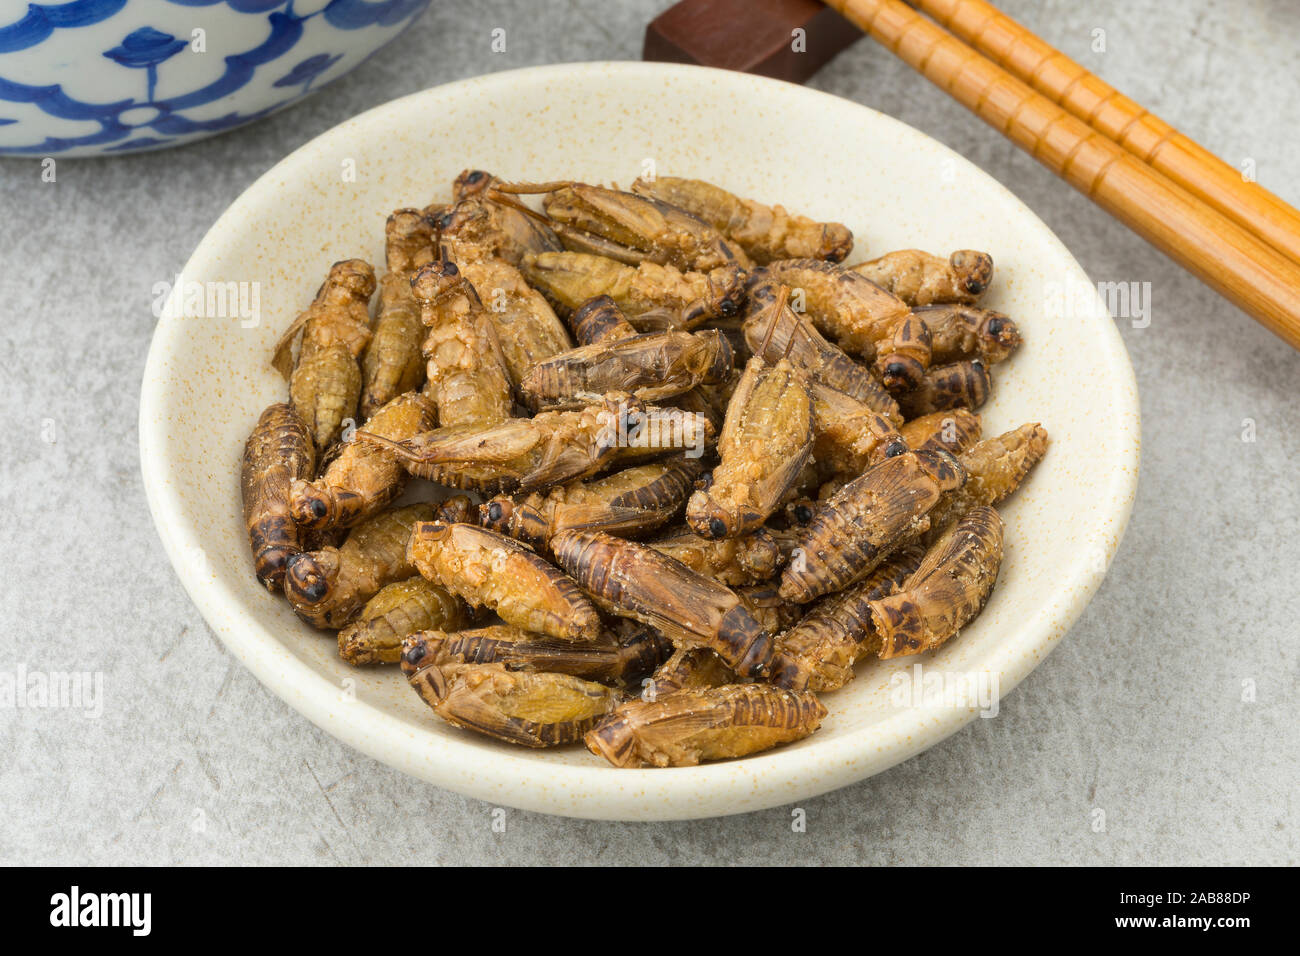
[103,26,189,101]
[274,52,345,93]
[0,0,430,156]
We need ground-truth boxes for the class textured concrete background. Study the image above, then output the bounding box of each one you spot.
[1,0,1296,865]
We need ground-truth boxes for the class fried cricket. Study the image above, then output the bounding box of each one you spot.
[551,530,774,679]
[685,357,813,539]
[871,506,1004,658]
[361,394,712,493]
[849,249,993,305]
[520,329,734,407]
[645,527,782,587]
[744,280,901,423]
[564,294,729,433]
[924,422,1049,542]
[586,684,827,768]
[755,258,910,360]
[779,449,966,604]
[521,251,745,328]
[808,378,907,477]
[411,622,667,688]
[273,258,377,449]
[645,647,739,698]
[481,457,702,549]
[908,304,1021,366]
[241,402,316,591]
[568,294,639,345]
[408,522,602,641]
[412,260,512,428]
[896,359,991,418]
[769,543,925,692]
[360,211,435,417]
[898,409,983,456]
[632,175,853,264]
[492,180,748,271]
[437,200,574,389]
[449,169,566,266]
[337,576,470,666]
[284,503,433,629]
[402,640,620,747]
[289,391,435,530]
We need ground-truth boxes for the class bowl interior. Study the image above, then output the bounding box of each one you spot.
[140,62,1139,820]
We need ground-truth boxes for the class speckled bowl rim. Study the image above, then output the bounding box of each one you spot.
[140,61,1140,821]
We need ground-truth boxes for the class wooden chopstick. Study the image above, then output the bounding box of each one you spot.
[910,0,1300,269]
[822,0,1300,350]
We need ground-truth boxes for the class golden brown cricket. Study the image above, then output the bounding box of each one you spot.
[359,211,435,418]
[412,260,513,428]
[848,249,994,305]
[481,457,702,550]
[898,409,983,456]
[360,394,712,493]
[551,530,774,679]
[436,201,574,390]
[755,258,911,359]
[241,402,316,591]
[778,449,967,604]
[871,505,1004,658]
[336,576,470,666]
[924,422,1049,542]
[289,391,434,530]
[685,357,813,539]
[585,684,827,768]
[408,522,602,641]
[448,170,567,266]
[876,313,934,392]
[408,622,668,688]
[758,260,989,392]
[284,503,434,629]
[568,294,639,345]
[645,527,782,587]
[769,543,926,692]
[909,304,1022,365]
[520,251,745,328]
[401,636,620,747]
[744,279,901,424]
[491,180,748,271]
[643,647,739,698]
[631,175,853,264]
[519,329,734,408]
[566,294,731,432]
[808,377,908,477]
[272,259,377,449]
[896,359,991,418]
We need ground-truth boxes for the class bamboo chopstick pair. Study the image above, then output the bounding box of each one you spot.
[823,0,1300,350]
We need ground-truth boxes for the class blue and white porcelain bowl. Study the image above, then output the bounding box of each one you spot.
[0,0,430,157]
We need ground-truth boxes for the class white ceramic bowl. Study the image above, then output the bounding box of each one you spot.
[0,0,430,156]
[139,62,1140,820]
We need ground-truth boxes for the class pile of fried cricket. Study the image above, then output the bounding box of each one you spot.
[241,171,1048,768]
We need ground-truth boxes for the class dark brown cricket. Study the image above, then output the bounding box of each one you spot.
[241,402,315,591]
[550,530,775,679]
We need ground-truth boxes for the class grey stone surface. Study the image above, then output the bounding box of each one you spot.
[0,0,1296,866]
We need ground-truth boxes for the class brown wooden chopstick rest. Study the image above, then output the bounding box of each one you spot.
[644,0,862,83]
